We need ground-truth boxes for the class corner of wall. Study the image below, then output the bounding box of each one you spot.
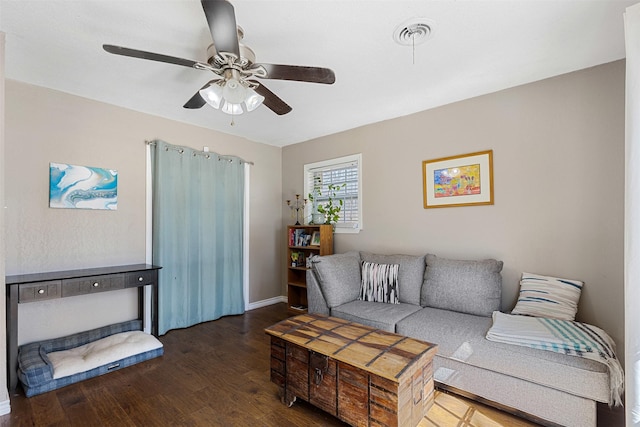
[1,30,11,413]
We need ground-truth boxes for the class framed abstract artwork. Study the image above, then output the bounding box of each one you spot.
[422,150,493,209]
[49,162,118,210]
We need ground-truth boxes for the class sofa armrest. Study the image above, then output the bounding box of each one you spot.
[306,269,330,316]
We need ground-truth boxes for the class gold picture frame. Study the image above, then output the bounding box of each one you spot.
[422,150,494,209]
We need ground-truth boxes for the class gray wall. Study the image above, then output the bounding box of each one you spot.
[282,60,626,361]
[4,80,283,345]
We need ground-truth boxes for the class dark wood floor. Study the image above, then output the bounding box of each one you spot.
[0,303,624,426]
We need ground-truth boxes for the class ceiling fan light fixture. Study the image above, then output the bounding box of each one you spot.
[221,101,244,115]
[199,83,224,109]
[200,79,264,115]
[222,78,247,104]
[244,89,265,112]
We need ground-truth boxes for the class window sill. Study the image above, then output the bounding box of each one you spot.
[334,227,361,234]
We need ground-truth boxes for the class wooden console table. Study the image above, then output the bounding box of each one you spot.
[5,263,161,392]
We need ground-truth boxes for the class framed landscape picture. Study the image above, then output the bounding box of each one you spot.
[422,150,493,209]
[310,231,321,246]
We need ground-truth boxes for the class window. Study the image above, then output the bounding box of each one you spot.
[304,154,362,233]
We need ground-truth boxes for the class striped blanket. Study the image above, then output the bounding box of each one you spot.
[486,311,624,406]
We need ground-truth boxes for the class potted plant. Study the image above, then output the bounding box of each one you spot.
[317,183,345,225]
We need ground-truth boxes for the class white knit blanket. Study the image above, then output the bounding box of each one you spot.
[486,311,624,406]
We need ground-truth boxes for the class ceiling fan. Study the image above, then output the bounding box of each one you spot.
[103,0,335,116]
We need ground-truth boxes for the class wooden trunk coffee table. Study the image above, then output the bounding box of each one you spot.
[265,313,437,427]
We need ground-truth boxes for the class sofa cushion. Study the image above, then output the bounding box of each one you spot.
[511,272,583,321]
[421,254,503,317]
[361,252,425,305]
[396,307,610,403]
[311,251,362,308]
[359,261,399,304]
[331,301,422,332]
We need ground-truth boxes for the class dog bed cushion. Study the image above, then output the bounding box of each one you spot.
[18,320,163,397]
[48,331,162,379]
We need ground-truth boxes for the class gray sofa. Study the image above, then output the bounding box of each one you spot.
[306,251,612,427]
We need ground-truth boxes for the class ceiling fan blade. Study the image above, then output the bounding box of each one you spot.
[254,63,336,84]
[183,83,210,109]
[103,44,212,71]
[250,81,292,115]
[201,0,240,58]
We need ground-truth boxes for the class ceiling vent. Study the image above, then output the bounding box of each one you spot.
[393,19,434,46]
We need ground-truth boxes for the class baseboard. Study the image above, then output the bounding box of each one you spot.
[0,395,10,415]
[246,296,287,311]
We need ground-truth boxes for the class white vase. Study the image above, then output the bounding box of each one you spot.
[312,213,325,224]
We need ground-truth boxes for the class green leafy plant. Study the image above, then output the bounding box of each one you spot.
[317,183,346,225]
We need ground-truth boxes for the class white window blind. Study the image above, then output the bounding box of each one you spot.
[304,154,362,233]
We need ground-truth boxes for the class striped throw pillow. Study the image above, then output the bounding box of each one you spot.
[359,262,400,304]
[511,272,583,321]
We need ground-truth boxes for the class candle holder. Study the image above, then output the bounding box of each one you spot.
[286,194,307,225]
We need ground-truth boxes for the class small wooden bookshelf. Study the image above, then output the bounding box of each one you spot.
[286,224,333,314]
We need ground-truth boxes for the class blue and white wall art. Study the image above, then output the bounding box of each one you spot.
[49,162,118,210]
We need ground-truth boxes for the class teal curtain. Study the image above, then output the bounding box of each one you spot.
[151,140,245,335]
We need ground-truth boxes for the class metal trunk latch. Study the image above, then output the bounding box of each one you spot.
[310,352,328,385]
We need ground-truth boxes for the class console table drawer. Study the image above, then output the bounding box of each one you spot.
[125,270,156,287]
[62,274,125,297]
[18,281,61,303]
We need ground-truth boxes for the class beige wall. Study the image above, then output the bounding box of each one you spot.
[4,80,283,345]
[1,31,9,406]
[1,58,626,371]
[282,61,626,360]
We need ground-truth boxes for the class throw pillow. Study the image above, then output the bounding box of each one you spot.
[511,272,583,321]
[360,252,425,305]
[359,261,400,304]
[311,251,362,308]
[421,254,503,317]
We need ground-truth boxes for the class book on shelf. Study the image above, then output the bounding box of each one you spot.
[288,228,312,247]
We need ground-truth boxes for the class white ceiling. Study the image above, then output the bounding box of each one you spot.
[1,0,636,147]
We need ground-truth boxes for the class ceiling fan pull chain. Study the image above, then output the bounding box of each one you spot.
[412,32,416,65]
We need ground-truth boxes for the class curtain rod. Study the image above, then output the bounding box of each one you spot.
[145,140,254,165]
